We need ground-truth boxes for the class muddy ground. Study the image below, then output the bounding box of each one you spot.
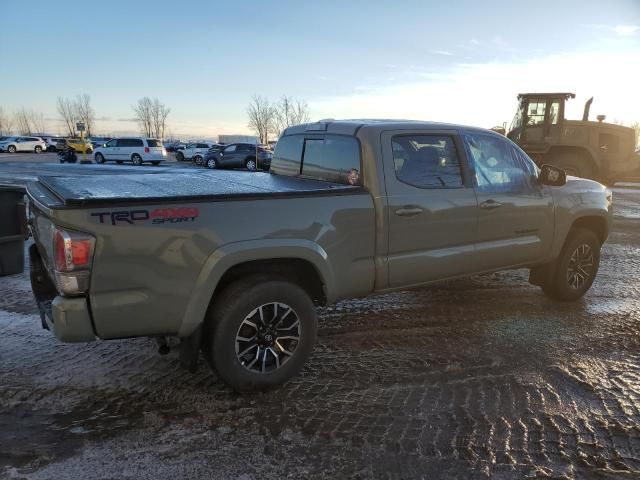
[1,183,639,479]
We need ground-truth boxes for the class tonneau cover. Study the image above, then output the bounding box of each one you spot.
[35,170,360,207]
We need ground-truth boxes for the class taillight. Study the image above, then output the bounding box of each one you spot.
[52,227,95,295]
[144,147,150,153]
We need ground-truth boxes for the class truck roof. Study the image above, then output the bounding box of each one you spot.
[283,119,493,137]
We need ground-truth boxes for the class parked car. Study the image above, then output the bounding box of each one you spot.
[176,142,214,165]
[56,138,93,154]
[42,137,65,152]
[93,138,166,166]
[208,143,272,171]
[0,136,47,153]
[25,119,613,391]
[203,144,227,168]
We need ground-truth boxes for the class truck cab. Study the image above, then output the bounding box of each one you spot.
[507,92,639,184]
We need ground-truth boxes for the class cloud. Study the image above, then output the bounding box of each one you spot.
[308,50,640,128]
[432,50,454,56]
[614,25,639,36]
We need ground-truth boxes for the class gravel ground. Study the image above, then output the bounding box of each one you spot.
[1,180,639,479]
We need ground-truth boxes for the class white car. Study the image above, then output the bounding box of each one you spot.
[93,138,167,166]
[176,142,214,165]
[0,136,47,153]
[42,136,65,152]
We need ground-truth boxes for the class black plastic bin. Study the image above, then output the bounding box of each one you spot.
[0,186,27,276]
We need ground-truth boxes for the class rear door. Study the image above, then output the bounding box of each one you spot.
[463,131,554,270]
[382,130,480,287]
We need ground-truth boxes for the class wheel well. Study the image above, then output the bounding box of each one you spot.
[570,216,607,244]
[214,259,326,306]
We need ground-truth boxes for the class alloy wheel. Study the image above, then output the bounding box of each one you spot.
[566,244,595,289]
[235,302,301,374]
[207,158,216,169]
[246,159,257,171]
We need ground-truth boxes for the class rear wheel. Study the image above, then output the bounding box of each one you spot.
[203,276,317,392]
[94,153,105,164]
[176,152,184,162]
[34,146,42,153]
[194,155,203,166]
[542,227,601,301]
[131,154,143,166]
[245,157,257,171]
[548,152,596,180]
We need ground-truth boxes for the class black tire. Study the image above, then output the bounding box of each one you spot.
[203,276,317,392]
[206,157,217,169]
[176,152,184,162]
[542,227,601,301]
[245,157,257,171]
[131,154,143,166]
[194,155,203,166]
[94,153,105,164]
[85,148,92,154]
[7,145,16,153]
[151,161,160,166]
[116,160,123,164]
[47,146,56,152]
[548,152,596,180]
[35,146,42,153]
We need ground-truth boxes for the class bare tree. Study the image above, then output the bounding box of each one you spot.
[75,94,95,137]
[150,98,170,139]
[14,108,33,135]
[247,95,276,144]
[0,107,13,135]
[57,97,78,136]
[29,111,46,135]
[274,95,310,135]
[133,97,154,137]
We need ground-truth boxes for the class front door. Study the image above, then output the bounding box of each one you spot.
[103,139,118,160]
[383,130,479,288]
[463,132,554,271]
[219,144,238,168]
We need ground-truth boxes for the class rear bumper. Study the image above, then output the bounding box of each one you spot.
[29,244,95,342]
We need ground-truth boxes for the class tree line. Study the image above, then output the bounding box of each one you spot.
[0,95,171,139]
[247,95,311,144]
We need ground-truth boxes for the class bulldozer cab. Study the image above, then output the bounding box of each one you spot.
[507,92,574,147]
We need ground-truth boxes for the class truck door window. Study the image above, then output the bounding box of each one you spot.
[464,133,533,193]
[549,100,560,125]
[271,135,304,176]
[391,135,463,188]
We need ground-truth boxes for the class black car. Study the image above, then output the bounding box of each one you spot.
[205,143,272,171]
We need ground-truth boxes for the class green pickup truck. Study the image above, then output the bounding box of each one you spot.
[26,120,613,391]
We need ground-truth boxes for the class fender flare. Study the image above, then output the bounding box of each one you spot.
[177,239,334,337]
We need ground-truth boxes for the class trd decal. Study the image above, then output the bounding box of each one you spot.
[91,207,199,225]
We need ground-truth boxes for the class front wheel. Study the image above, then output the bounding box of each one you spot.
[203,277,318,392]
[542,228,601,301]
[176,152,184,162]
[94,153,105,164]
[131,154,143,166]
[206,157,217,169]
[7,145,16,153]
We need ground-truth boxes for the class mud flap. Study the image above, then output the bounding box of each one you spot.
[179,324,203,373]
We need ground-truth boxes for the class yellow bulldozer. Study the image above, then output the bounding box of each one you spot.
[506,92,639,185]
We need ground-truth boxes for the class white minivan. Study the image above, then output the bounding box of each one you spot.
[93,138,166,166]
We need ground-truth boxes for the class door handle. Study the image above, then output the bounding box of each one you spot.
[395,206,423,216]
[479,199,503,210]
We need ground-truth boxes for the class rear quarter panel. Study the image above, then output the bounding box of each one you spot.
[49,193,375,339]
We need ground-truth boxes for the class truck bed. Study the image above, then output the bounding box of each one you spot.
[33,170,361,208]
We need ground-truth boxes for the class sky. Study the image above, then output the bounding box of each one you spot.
[0,0,639,139]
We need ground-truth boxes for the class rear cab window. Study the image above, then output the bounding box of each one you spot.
[271,134,362,186]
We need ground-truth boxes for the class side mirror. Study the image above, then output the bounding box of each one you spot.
[538,164,567,186]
